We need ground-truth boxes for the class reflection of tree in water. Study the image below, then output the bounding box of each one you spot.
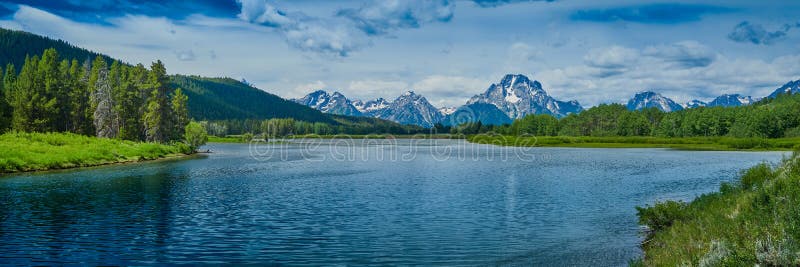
[0,164,189,264]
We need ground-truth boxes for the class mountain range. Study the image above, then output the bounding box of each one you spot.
[4,27,797,129]
[295,74,584,127]
[297,73,800,127]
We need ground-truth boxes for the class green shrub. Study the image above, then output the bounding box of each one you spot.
[739,163,774,190]
[636,200,687,233]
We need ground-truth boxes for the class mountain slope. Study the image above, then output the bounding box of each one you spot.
[626,91,683,112]
[0,27,113,70]
[353,98,390,117]
[684,100,707,109]
[467,74,583,119]
[768,80,800,99]
[707,94,754,107]
[293,90,362,116]
[378,91,443,128]
[441,103,512,126]
[170,75,334,123]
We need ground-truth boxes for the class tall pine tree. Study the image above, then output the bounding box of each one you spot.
[12,55,37,132]
[144,60,171,143]
[0,65,7,132]
[170,88,189,140]
[92,60,118,138]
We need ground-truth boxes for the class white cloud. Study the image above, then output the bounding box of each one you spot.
[289,81,328,98]
[411,75,488,107]
[539,41,800,106]
[584,45,639,69]
[344,80,408,101]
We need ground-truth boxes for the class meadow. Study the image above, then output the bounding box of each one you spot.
[0,132,190,173]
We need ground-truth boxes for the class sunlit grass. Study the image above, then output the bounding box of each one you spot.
[0,132,189,173]
[636,152,800,265]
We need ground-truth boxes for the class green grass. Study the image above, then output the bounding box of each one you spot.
[635,152,800,265]
[468,135,800,151]
[0,132,190,173]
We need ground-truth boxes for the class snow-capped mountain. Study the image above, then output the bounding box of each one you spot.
[293,90,362,116]
[684,100,707,109]
[768,80,800,99]
[625,91,684,112]
[377,91,443,128]
[438,106,457,116]
[467,74,583,119]
[352,98,390,117]
[707,94,754,107]
[441,103,512,126]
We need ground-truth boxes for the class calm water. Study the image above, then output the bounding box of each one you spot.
[0,140,787,266]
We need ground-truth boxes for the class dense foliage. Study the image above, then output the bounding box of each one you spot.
[0,132,188,173]
[169,75,335,123]
[635,153,800,265]
[0,48,189,143]
[459,95,800,139]
[0,28,113,73]
[201,116,426,137]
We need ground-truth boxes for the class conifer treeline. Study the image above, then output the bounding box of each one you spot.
[0,48,188,143]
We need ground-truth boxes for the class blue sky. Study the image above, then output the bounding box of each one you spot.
[1,0,799,108]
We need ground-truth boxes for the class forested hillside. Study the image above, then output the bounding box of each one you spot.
[458,93,800,139]
[169,75,333,123]
[0,28,114,71]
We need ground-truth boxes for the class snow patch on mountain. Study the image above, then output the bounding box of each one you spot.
[467,74,583,119]
[626,91,684,112]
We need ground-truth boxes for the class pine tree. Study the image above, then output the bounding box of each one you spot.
[12,56,37,132]
[35,48,61,132]
[143,60,171,143]
[92,60,118,138]
[0,65,7,132]
[170,88,189,140]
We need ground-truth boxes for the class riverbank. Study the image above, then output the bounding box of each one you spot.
[208,134,464,143]
[0,132,191,173]
[468,135,800,151]
[634,151,800,265]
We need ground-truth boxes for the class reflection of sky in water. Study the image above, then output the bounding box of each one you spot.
[0,141,787,265]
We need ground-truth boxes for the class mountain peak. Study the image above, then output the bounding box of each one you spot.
[467,74,581,119]
[768,79,800,98]
[294,90,362,116]
[378,91,442,128]
[626,91,683,112]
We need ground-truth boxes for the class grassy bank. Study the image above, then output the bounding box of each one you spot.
[634,152,800,265]
[468,135,800,151]
[0,132,191,173]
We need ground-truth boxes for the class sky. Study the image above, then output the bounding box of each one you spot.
[0,0,799,108]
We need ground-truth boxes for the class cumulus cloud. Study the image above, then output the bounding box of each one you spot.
[237,0,456,57]
[537,42,799,107]
[337,0,454,36]
[727,21,795,45]
[642,41,716,68]
[290,81,328,98]
[345,80,408,101]
[236,0,369,57]
[571,4,730,24]
[471,0,555,8]
[174,49,196,61]
[584,46,639,69]
[411,75,488,107]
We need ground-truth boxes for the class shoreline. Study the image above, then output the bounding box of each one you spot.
[0,153,202,176]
